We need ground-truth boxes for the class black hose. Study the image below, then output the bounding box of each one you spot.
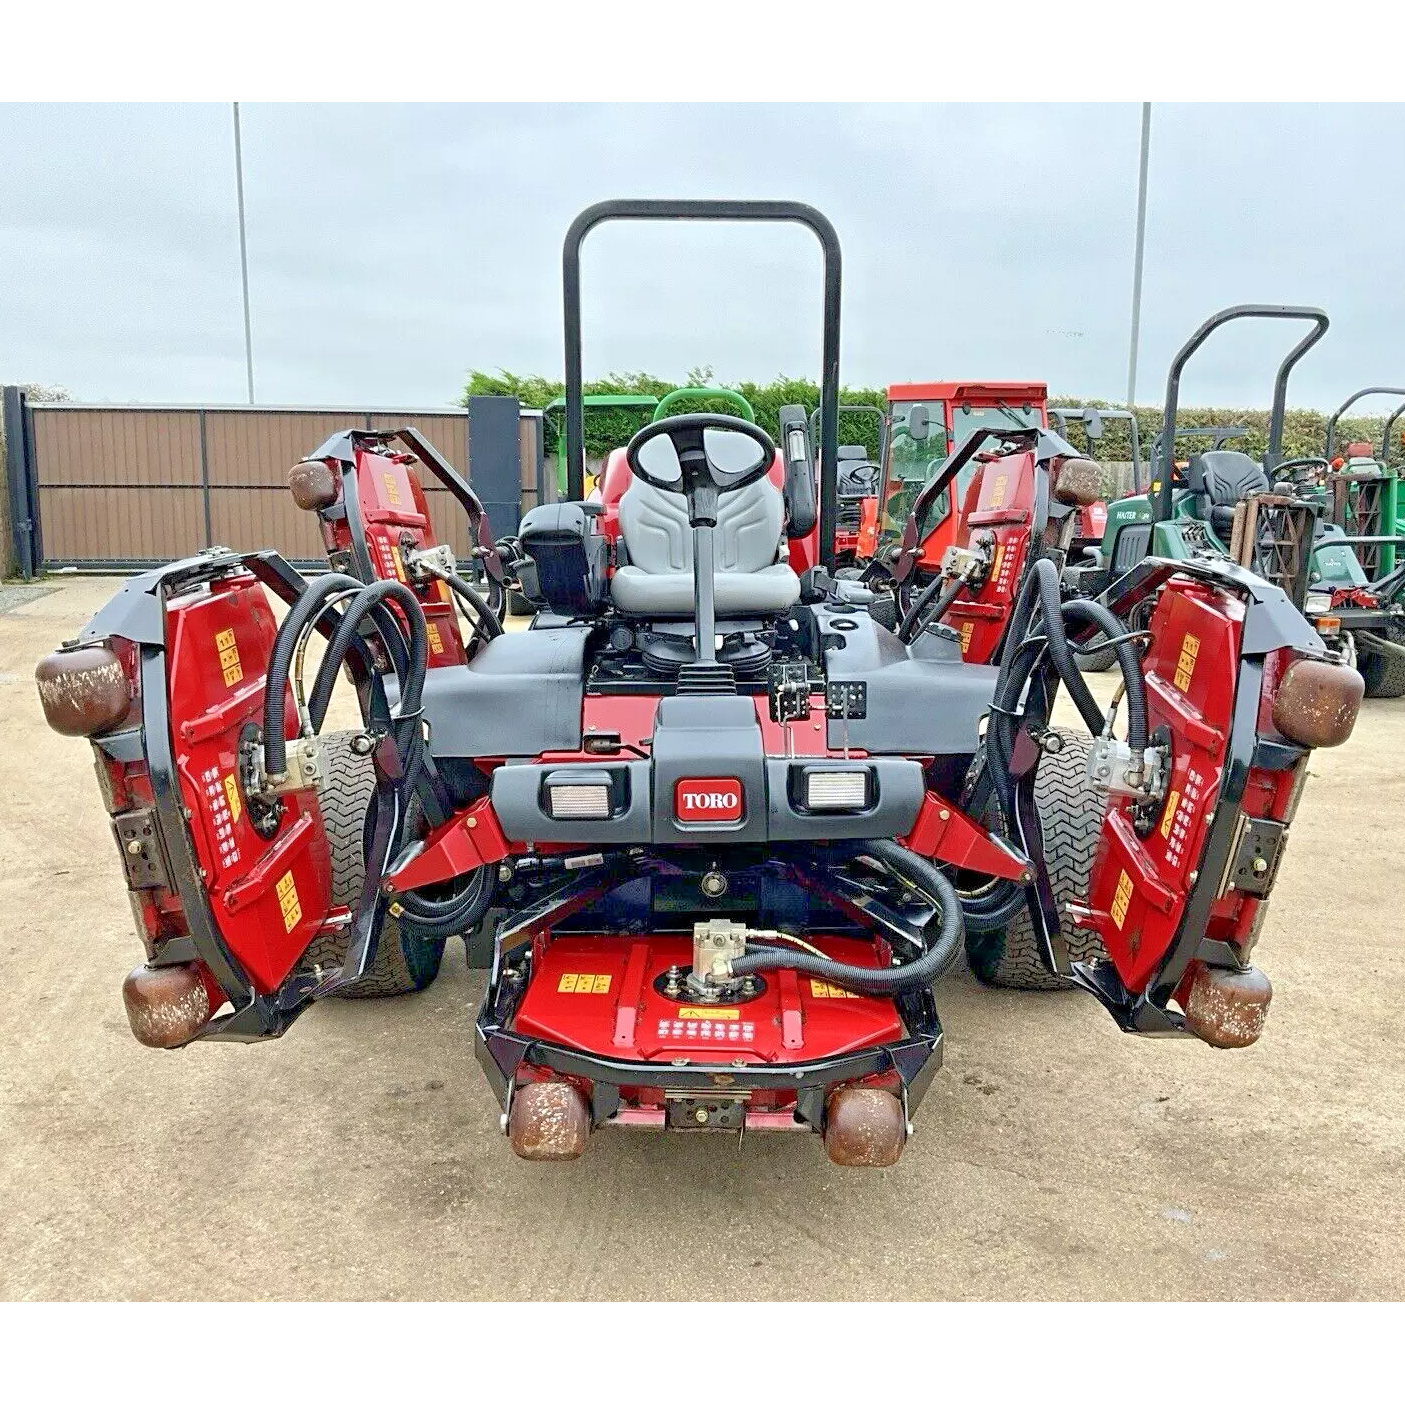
[1061,598,1148,753]
[896,573,963,643]
[441,568,503,644]
[730,840,962,996]
[306,598,410,734]
[1032,559,1107,735]
[396,865,495,937]
[321,582,428,786]
[264,572,367,776]
[306,590,424,738]
[960,879,1027,933]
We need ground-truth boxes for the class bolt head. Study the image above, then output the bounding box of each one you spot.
[694,1108,709,1124]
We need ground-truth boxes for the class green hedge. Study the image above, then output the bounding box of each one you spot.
[466,371,1405,469]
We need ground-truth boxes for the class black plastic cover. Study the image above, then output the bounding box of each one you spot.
[519,503,610,617]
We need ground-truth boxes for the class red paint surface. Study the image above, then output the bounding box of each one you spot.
[165,573,332,992]
[1080,580,1307,996]
[320,447,468,669]
[513,933,901,1068]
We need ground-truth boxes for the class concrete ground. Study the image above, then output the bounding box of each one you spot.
[2,576,1402,1301]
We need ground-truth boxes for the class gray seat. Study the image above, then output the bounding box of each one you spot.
[611,475,801,617]
[1193,449,1270,538]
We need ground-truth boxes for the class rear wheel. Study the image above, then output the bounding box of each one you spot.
[965,728,1108,990]
[1359,626,1405,698]
[300,731,446,998]
[1074,630,1118,673]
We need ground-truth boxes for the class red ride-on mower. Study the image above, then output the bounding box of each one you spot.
[38,200,1365,1166]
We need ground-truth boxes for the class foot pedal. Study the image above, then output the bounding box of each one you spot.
[677,661,736,695]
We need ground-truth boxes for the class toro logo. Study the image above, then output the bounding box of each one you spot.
[674,777,744,824]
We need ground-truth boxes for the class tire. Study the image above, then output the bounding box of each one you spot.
[1359,629,1405,698]
[965,727,1108,990]
[507,588,536,618]
[1074,630,1118,673]
[300,731,446,998]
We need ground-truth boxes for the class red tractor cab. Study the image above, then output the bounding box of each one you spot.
[856,381,1048,570]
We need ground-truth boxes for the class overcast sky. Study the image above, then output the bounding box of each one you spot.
[2,103,1402,411]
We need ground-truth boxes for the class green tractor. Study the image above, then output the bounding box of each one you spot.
[1319,386,1405,583]
[1077,304,1405,696]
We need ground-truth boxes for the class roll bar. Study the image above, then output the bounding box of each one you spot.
[809,403,886,464]
[1324,386,1405,459]
[562,199,844,568]
[1153,305,1329,523]
[1383,402,1405,463]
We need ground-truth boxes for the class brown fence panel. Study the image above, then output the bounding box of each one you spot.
[204,410,354,486]
[38,485,206,563]
[31,407,202,487]
[26,402,529,571]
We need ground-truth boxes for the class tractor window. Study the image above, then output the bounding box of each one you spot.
[951,401,1042,447]
[880,400,948,540]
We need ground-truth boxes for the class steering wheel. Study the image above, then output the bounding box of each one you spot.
[1272,456,1328,491]
[626,413,777,526]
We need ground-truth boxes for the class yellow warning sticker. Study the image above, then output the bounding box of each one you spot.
[389,545,407,583]
[1110,870,1133,931]
[557,973,612,994]
[1173,632,1200,693]
[809,980,861,999]
[1159,789,1181,841]
[992,542,1005,578]
[382,471,403,507]
[678,1007,738,1021]
[988,473,1008,508]
[959,620,975,656]
[426,621,444,656]
[214,627,242,687]
[275,870,302,933]
[223,773,243,826]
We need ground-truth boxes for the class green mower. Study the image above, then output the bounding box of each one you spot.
[1074,305,1405,696]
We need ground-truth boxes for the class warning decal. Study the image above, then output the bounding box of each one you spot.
[276,871,302,933]
[215,628,242,687]
[1173,632,1200,693]
[1110,870,1133,931]
[558,973,611,994]
[1159,789,1181,841]
[222,773,243,826]
[809,980,861,999]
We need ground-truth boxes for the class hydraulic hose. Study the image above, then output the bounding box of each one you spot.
[440,568,503,643]
[306,597,412,735]
[306,580,430,798]
[1031,558,1107,736]
[897,573,964,643]
[306,588,426,739]
[1060,598,1148,753]
[396,864,495,938]
[730,840,963,995]
[264,572,367,777]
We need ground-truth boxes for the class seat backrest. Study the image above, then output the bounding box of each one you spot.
[616,476,787,575]
[1194,449,1269,508]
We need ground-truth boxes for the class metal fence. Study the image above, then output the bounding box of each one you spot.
[2,391,544,577]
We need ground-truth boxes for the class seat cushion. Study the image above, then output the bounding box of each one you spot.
[612,562,800,616]
[612,474,799,617]
[1195,450,1269,508]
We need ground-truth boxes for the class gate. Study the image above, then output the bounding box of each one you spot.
[2,391,544,578]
